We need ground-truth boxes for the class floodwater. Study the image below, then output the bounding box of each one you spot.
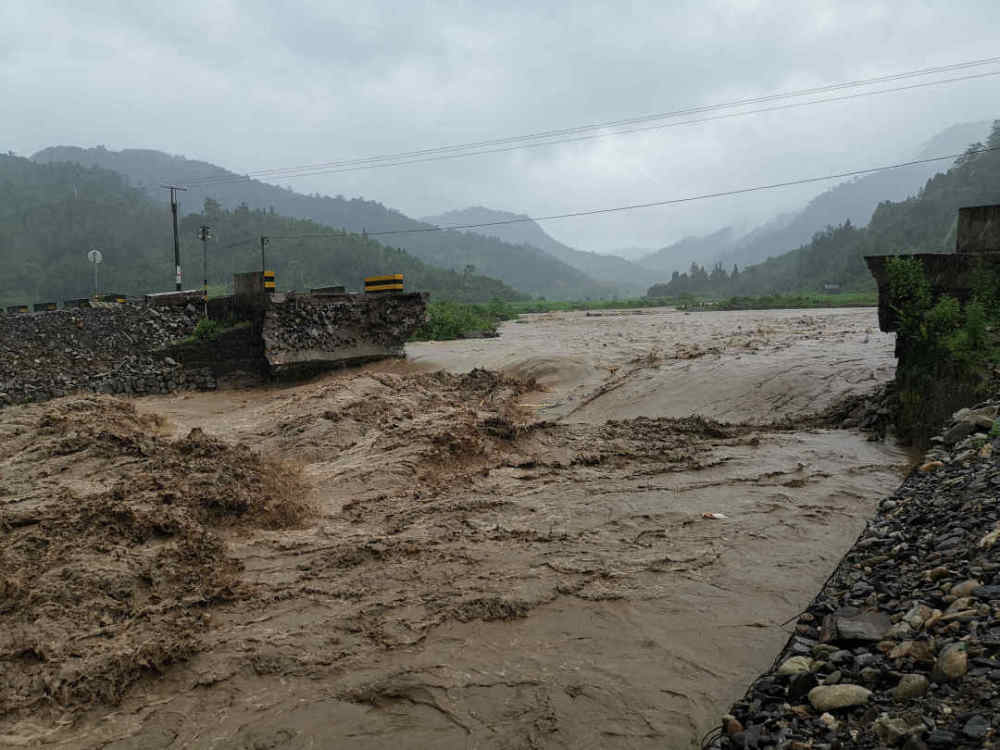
[1,307,911,749]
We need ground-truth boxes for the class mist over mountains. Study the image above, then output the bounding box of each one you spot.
[30,147,607,300]
[420,207,650,291]
[637,120,992,277]
[21,118,993,303]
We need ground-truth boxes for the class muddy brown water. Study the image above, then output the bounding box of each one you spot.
[1,307,912,749]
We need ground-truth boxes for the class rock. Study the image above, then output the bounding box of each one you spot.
[819,712,838,731]
[807,684,871,712]
[980,526,1000,549]
[830,649,854,665]
[777,655,813,675]
[873,713,927,745]
[886,621,914,640]
[823,608,892,642]
[722,714,743,736]
[942,420,975,445]
[925,729,956,746]
[945,596,975,613]
[903,603,934,629]
[918,460,945,473]
[962,714,989,739]
[860,666,880,684]
[950,579,982,597]
[967,413,996,430]
[972,584,1000,599]
[788,671,818,700]
[893,673,929,700]
[931,642,967,682]
[890,640,936,664]
[924,567,951,582]
[812,643,838,659]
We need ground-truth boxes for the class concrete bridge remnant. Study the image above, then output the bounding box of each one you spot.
[865,204,1000,338]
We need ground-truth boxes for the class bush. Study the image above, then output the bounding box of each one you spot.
[885,256,999,445]
[411,301,507,341]
[192,318,223,341]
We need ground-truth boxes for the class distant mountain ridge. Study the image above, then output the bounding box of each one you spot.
[647,119,1000,298]
[30,146,606,300]
[420,206,650,290]
[637,120,993,277]
[0,153,522,306]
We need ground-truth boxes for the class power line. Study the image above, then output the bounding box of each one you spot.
[180,56,1000,187]
[264,146,998,241]
[188,70,1000,186]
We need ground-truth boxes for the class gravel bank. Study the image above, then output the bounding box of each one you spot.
[708,401,1000,749]
[0,305,210,406]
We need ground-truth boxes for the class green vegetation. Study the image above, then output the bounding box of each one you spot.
[647,121,1000,299]
[887,256,1000,445]
[0,153,525,308]
[32,147,608,300]
[191,318,223,341]
[412,292,879,340]
[411,299,517,341]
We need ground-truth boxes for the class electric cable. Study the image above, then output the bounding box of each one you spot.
[259,145,998,241]
[178,56,1000,187]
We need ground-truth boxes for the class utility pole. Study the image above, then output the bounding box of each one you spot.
[198,225,212,313]
[161,185,187,290]
[260,235,270,273]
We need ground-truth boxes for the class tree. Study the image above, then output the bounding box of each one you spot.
[987,120,1000,151]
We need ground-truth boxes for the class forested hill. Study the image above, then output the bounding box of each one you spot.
[420,206,649,290]
[0,154,523,307]
[647,121,1000,299]
[30,146,606,300]
[639,120,993,275]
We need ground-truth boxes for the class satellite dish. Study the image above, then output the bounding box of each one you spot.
[88,249,103,264]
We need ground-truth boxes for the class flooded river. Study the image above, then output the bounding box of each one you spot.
[2,307,911,749]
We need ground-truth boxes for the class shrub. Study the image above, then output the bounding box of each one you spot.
[192,318,223,341]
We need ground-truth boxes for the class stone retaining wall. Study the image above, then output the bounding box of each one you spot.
[0,305,210,406]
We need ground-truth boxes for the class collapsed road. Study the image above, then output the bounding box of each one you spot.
[0,306,912,749]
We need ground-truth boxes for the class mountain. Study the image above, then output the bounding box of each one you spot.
[647,120,1000,298]
[608,246,657,261]
[641,120,994,276]
[638,227,741,276]
[0,153,522,307]
[420,206,649,291]
[30,147,605,300]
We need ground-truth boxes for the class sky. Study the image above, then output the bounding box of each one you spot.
[3,0,1000,253]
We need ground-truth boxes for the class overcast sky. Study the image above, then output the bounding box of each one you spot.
[3,1,1000,252]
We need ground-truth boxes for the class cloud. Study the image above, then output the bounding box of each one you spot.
[3,0,999,251]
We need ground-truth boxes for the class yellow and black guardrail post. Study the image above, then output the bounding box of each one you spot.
[6,305,29,314]
[264,270,276,294]
[33,302,57,312]
[364,274,404,293]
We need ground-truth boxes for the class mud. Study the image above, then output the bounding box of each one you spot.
[0,307,911,749]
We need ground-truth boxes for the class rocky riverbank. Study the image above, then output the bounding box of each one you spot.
[707,400,1000,749]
